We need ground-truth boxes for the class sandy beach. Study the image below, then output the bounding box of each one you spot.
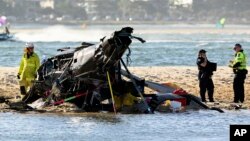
[0,67,19,99]
[0,66,249,111]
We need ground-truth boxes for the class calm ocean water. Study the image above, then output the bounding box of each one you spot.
[1,24,250,141]
[0,24,250,67]
[0,110,250,141]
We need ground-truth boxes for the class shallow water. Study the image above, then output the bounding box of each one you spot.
[1,24,250,140]
[0,24,250,67]
[0,110,250,141]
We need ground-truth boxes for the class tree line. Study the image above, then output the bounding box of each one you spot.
[0,0,250,24]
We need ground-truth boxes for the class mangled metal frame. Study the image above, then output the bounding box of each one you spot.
[22,27,223,113]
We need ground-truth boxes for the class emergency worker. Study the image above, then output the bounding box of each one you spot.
[229,43,248,103]
[17,43,40,95]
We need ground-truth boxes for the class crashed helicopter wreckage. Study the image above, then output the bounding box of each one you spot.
[12,27,223,113]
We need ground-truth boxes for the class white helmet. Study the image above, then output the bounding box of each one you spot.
[25,42,34,48]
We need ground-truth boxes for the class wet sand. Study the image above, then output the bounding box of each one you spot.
[0,66,249,111]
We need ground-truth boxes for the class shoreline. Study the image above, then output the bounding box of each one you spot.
[0,66,249,112]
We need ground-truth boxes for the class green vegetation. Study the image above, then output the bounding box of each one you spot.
[0,0,250,24]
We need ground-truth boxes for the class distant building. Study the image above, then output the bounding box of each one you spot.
[169,0,193,8]
[84,0,118,21]
[40,0,54,9]
[84,0,98,18]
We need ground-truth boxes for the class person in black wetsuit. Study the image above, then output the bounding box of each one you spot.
[197,49,216,102]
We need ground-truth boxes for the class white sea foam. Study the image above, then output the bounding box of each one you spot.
[14,25,110,42]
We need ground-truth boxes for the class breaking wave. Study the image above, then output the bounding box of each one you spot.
[14,25,109,42]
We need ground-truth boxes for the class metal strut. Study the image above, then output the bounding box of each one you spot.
[120,59,152,113]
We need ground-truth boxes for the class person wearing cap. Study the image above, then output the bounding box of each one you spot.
[17,43,40,96]
[229,43,248,103]
[197,49,215,102]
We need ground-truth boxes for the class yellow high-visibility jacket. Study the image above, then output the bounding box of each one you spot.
[233,51,247,70]
[18,52,40,80]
